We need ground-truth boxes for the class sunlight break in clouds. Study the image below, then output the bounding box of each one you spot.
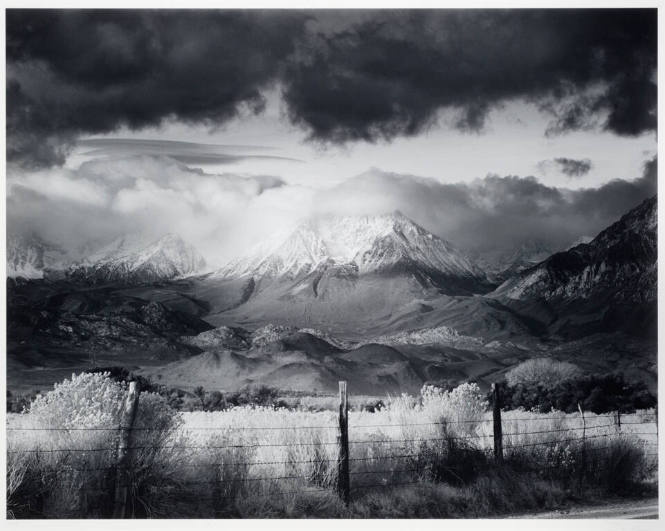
[6,154,656,268]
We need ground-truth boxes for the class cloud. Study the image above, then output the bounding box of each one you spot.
[314,158,657,254]
[6,10,309,167]
[539,157,593,178]
[76,138,303,166]
[6,154,656,267]
[7,9,657,167]
[282,10,656,144]
[6,156,308,265]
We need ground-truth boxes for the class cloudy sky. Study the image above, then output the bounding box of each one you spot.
[6,9,657,265]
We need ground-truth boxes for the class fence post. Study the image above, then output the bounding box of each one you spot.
[337,381,350,506]
[614,410,621,434]
[492,383,503,463]
[212,464,223,517]
[113,381,140,519]
[577,402,586,492]
[655,404,659,438]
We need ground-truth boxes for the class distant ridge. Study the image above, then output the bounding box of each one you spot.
[67,233,206,284]
[494,196,657,303]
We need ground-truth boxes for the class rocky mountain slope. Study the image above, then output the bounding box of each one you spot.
[205,212,495,332]
[494,196,657,303]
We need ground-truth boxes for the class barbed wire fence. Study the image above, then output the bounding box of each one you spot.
[6,381,659,518]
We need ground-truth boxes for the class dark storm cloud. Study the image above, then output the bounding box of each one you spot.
[283,9,656,144]
[7,9,657,167]
[6,10,309,167]
[77,138,303,165]
[553,158,593,177]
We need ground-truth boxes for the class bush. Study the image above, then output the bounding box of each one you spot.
[7,372,183,518]
[86,366,160,393]
[502,372,656,414]
[224,385,280,409]
[585,437,652,494]
[421,382,488,427]
[505,358,582,388]
[28,372,127,428]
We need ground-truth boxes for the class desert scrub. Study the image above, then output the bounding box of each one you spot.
[7,378,657,518]
[181,406,339,504]
[7,372,183,518]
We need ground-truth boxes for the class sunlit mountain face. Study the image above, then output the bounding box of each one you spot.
[216,211,488,288]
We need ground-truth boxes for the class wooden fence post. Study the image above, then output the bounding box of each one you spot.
[113,381,140,519]
[337,381,350,506]
[212,464,223,517]
[655,404,658,438]
[577,402,586,492]
[492,383,503,463]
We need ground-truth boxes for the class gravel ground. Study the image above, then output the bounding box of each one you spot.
[515,497,658,519]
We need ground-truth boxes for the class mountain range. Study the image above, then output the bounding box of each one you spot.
[8,233,206,284]
[6,196,657,395]
[67,233,206,284]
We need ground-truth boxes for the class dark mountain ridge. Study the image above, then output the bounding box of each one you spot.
[494,196,656,303]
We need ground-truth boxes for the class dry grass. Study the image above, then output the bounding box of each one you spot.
[6,385,658,518]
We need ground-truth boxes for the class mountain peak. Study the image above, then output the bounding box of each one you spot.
[68,232,206,284]
[217,212,488,292]
[389,209,407,220]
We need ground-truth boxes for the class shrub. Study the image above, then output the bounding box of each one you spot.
[505,358,582,388]
[7,372,183,518]
[502,372,656,414]
[421,382,488,429]
[415,433,489,486]
[86,366,160,393]
[205,391,226,411]
[585,437,651,494]
[29,372,127,428]
[225,385,280,408]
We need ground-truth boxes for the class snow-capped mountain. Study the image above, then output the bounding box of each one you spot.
[494,196,657,302]
[68,233,206,284]
[216,211,489,293]
[7,233,70,279]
